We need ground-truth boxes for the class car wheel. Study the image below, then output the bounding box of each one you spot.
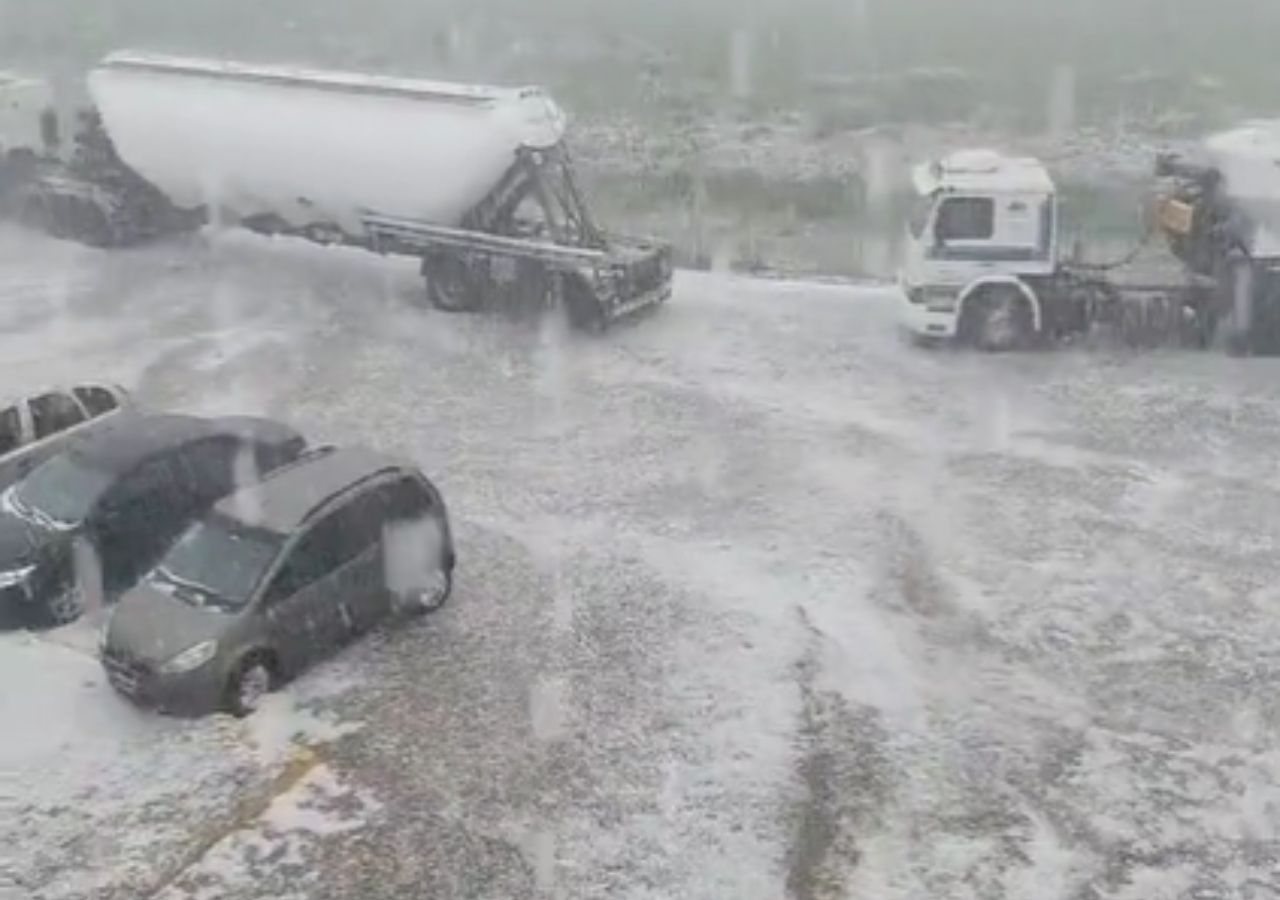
[224,655,274,718]
[45,585,86,626]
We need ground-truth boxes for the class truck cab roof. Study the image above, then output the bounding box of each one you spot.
[913,150,1055,197]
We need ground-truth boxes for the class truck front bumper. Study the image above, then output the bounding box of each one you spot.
[899,297,959,339]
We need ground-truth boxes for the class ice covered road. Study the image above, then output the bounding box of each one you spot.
[3,226,1280,900]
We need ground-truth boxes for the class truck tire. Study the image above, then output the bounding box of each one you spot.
[425,257,482,313]
[561,274,605,333]
[1220,258,1255,356]
[960,286,1033,352]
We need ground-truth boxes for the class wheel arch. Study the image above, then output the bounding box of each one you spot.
[232,645,281,681]
[957,275,1043,334]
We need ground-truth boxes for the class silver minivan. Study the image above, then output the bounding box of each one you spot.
[100,446,455,717]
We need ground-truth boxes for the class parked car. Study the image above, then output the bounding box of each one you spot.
[0,383,130,489]
[0,414,305,628]
[101,446,455,716]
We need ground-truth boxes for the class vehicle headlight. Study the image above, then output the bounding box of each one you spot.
[160,640,218,675]
[0,564,35,589]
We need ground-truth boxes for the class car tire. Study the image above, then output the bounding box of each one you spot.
[44,584,86,627]
[224,654,275,718]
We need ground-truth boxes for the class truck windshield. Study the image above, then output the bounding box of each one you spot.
[149,514,282,613]
[14,455,112,528]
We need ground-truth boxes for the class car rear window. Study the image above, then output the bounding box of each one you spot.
[0,405,21,455]
[29,392,85,440]
[74,386,118,417]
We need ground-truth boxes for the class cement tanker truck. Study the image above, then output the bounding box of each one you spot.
[0,52,672,330]
[898,125,1280,354]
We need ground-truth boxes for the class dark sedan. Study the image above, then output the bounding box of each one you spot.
[0,413,305,628]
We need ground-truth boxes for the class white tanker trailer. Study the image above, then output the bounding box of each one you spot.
[0,52,672,329]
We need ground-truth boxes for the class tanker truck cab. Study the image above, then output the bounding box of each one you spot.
[0,73,59,160]
[900,150,1058,350]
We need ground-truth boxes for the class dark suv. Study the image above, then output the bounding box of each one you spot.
[0,414,305,628]
[101,446,455,716]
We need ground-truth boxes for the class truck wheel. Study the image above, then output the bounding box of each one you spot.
[425,258,482,313]
[962,287,1033,352]
[561,275,605,333]
[1220,259,1255,356]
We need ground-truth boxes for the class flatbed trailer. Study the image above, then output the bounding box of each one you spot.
[0,54,672,331]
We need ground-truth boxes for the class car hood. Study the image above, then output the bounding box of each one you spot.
[107,582,233,665]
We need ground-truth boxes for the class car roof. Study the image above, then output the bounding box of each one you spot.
[212,446,414,533]
[70,413,299,474]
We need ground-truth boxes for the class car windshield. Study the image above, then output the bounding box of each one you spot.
[148,514,282,613]
[13,454,112,528]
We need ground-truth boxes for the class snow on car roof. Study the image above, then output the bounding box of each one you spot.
[913,149,1055,196]
[213,445,410,533]
[71,414,298,473]
[98,50,547,107]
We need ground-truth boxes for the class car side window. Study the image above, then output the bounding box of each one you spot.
[0,405,22,455]
[74,386,118,418]
[329,492,385,563]
[377,477,434,522]
[264,526,333,604]
[178,437,238,500]
[29,392,86,440]
[95,457,177,537]
[264,497,380,603]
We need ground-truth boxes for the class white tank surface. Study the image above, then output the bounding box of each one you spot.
[87,52,568,232]
[1205,120,1280,196]
[1204,120,1280,258]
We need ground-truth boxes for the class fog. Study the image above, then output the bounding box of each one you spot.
[4,0,1280,117]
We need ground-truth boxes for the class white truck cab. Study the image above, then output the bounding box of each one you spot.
[0,72,59,159]
[899,149,1058,349]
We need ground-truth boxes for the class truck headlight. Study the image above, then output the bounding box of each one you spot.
[0,564,35,589]
[160,640,218,675]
